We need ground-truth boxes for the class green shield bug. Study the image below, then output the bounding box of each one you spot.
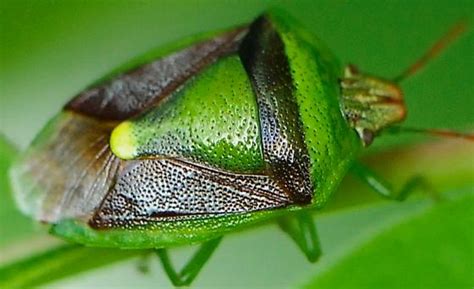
[8,10,472,286]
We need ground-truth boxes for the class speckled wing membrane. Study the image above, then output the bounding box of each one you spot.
[89,158,291,229]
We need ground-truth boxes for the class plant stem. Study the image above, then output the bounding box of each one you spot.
[0,244,142,289]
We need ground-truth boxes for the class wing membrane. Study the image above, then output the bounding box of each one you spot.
[10,112,120,222]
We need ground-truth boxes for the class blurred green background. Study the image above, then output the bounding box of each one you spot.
[0,1,473,288]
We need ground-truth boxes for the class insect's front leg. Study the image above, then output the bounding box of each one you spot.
[350,161,441,201]
[277,210,321,262]
[156,237,222,286]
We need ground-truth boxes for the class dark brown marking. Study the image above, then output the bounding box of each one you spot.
[89,158,291,229]
[66,27,248,120]
[239,16,313,204]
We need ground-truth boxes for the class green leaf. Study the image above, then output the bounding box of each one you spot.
[0,245,142,289]
[303,193,474,289]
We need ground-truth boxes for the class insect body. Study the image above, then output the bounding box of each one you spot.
[9,11,469,286]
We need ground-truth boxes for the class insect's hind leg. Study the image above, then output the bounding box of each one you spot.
[156,237,222,286]
[277,210,321,262]
[351,161,440,201]
[136,251,152,274]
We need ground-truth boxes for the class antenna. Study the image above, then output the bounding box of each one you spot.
[386,20,473,142]
[386,126,474,141]
[393,20,468,83]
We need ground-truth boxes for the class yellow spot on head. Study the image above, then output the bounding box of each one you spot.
[110,122,137,160]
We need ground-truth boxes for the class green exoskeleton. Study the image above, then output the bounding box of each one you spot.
[9,11,472,286]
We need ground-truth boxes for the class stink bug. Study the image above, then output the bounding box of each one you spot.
[8,10,472,286]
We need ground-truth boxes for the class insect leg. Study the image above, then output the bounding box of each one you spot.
[136,251,151,274]
[155,237,222,286]
[350,162,440,201]
[277,210,321,262]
